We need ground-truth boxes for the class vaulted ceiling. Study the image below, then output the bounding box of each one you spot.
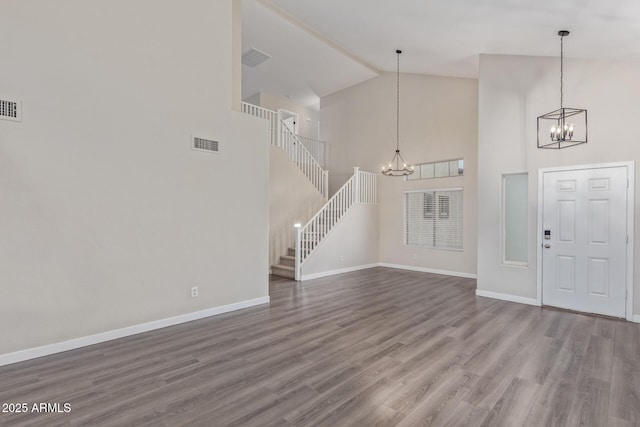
[242,0,640,108]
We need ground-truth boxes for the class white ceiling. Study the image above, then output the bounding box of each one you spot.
[242,0,640,108]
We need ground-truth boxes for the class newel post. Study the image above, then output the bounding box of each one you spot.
[294,225,302,281]
[323,171,329,199]
[276,114,282,148]
[271,114,277,147]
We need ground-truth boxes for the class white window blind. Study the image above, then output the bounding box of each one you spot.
[405,189,463,250]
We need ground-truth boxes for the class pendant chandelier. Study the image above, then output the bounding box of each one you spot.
[382,49,414,176]
[537,30,588,149]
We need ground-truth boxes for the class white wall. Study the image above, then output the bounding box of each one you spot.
[477,54,640,316]
[321,73,478,276]
[269,146,326,267]
[301,204,379,278]
[0,0,269,356]
[244,92,320,139]
[244,93,262,107]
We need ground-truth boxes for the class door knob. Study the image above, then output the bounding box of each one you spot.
[544,244,551,249]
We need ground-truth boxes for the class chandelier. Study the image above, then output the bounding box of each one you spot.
[537,30,587,149]
[382,49,414,176]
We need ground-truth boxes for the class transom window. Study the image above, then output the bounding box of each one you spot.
[407,159,463,181]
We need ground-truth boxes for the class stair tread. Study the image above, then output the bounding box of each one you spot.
[272,264,295,271]
[281,255,295,260]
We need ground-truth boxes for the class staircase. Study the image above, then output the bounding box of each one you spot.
[241,101,327,279]
[270,206,335,279]
[241,102,377,281]
[271,247,296,279]
[241,102,328,198]
[269,169,377,281]
[293,167,377,280]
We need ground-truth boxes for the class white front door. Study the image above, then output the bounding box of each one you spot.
[542,166,628,317]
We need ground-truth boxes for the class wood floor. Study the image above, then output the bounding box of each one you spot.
[1,267,639,426]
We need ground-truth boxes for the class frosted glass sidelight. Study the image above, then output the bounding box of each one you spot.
[502,173,528,265]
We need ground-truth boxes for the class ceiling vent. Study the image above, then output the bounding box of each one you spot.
[0,98,21,122]
[242,48,271,68]
[193,136,219,153]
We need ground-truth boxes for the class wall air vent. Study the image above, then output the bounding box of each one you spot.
[0,98,21,122]
[242,48,271,68]
[193,136,219,153]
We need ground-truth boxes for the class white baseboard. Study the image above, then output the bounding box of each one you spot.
[301,264,379,281]
[378,263,477,279]
[633,315,640,324]
[0,296,270,368]
[475,289,540,307]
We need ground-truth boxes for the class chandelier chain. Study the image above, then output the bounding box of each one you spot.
[560,33,564,110]
[396,51,400,152]
[536,30,587,149]
[560,36,564,109]
[382,49,413,175]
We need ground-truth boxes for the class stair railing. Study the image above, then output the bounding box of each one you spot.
[279,120,328,199]
[296,135,326,168]
[241,102,328,199]
[241,102,277,146]
[295,167,377,280]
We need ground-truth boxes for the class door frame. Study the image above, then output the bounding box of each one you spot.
[277,109,299,134]
[536,161,635,321]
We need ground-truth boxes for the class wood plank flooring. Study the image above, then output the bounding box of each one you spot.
[0,267,639,426]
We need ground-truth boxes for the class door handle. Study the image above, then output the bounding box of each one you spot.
[544,244,551,249]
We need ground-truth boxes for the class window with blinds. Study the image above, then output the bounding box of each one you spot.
[405,189,463,250]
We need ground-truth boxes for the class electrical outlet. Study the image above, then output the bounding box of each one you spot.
[191,286,199,298]
[340,255,344,261]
